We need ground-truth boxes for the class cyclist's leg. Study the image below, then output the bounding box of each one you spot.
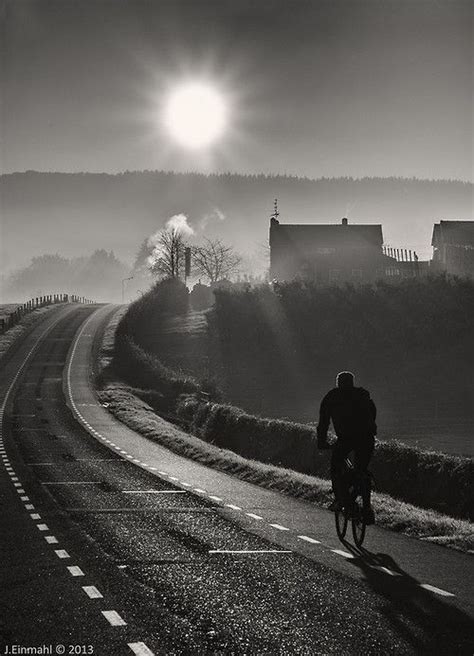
[354,435,375,509]
[331,439,352,507]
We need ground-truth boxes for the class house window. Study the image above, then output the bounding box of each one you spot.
[329,269,340,282]
[385,267,400,277]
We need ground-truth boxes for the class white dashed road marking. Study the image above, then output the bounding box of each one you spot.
[332,549,355,559]
[269,523,290,531]
[45,536,59,544]
[54,549,70,559]
[67,565,85,577]
[82,585,104,599]
[297,535,321,544]
[225,504,242,511]
[246,513,264,520]
[419,583,455,597]
[37,524,49,531]
[373,566,401,577]
[128,642,155,656]
[102,610,127,626]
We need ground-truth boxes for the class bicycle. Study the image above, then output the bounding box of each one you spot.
[333,457,372,548]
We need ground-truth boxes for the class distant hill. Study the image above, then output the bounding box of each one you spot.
[1,171,472,274]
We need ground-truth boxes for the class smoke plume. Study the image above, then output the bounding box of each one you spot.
[199,207,226,230]
[146,214,195,268]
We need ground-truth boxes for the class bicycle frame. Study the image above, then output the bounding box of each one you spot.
[334,456,370,547]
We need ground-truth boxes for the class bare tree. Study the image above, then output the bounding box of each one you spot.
[149,228,187,279]
[192,238,241,283]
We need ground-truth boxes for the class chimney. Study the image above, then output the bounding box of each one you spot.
[342,217,348,226]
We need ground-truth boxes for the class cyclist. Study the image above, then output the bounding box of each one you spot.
[317,371,376,524]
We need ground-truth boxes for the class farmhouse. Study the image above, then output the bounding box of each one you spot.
[269,216,395,283]
[431,220,474,278]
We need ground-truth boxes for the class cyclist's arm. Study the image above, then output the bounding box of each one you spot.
[317,394,331,448]
[369,398,377,435]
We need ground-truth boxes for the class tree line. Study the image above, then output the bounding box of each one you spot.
[3,250,129,303]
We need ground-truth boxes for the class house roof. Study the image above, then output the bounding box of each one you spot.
[270,219,383,249]
[432,221,474,247]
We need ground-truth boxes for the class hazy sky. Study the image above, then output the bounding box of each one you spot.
[1,0,473,180]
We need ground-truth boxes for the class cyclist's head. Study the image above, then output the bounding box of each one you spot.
[336,371,355,389]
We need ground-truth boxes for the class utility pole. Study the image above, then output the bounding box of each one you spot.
[184,247,191,286]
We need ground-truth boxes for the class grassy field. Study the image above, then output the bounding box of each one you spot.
[149,310,210,378]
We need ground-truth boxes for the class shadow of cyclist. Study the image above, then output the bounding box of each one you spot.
[337,540,473,654]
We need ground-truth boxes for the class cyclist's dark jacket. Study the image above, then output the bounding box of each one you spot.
[317,387,377,443]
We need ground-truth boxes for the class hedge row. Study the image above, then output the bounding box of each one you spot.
[176,395,474,521]
[113,330,200,413]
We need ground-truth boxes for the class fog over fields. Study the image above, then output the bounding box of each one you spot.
[1,171,472,278]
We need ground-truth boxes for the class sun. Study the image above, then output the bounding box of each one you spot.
[163,82,228,149]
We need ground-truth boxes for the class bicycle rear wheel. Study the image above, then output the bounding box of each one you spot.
[351,497,366,547]
[335,509,348,542]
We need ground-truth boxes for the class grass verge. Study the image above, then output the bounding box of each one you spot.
[0,305,66,363]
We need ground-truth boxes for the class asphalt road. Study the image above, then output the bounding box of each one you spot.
[1,305,473,655]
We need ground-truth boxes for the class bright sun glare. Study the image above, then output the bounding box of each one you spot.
[163,82,227,149]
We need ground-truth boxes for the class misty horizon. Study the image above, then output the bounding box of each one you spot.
[2,168,473,184]
[2,171,472,282]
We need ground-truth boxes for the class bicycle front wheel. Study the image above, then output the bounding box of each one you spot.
[335,509,348,542]
[351,498,366,547]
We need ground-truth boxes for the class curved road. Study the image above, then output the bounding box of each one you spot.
[0,305,473,655]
